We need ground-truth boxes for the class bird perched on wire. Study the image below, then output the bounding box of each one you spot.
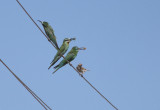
[76,64,89,75]
[53,46,86,74]
[38,20,59,50]
[48,38,76,69]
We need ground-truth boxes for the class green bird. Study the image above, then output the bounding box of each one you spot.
[38,20,59,50]
[53,46,86,74]
[48,38,76,69]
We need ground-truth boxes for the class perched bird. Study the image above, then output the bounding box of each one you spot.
[53,46,86,74]
[48,38,76,69]
[76,64,89,74]
[38,20,59,50]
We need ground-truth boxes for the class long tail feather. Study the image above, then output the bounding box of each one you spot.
[52,67,60,74]
[55,43,60,50]
[50,40,59,50]
[48,64,53,69]
[50,56,61,65]
[50,59,54,64]
[54,64,59,69]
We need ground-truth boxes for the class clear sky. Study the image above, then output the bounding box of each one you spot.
[0,0,160,110]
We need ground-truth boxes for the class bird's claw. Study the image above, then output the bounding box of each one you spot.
[80,74,83,77]
[48,39,51,41]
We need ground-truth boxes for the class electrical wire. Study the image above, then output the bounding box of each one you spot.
[16,0,118,109]
[0,59,52,110]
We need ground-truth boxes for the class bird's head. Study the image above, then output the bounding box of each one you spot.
[42,22,49,27]
[63,38,76,44]
[38,20,49,27]
[72,46,86,52]
[78,64,82,66]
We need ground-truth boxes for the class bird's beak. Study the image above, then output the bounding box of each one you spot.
[70,38,76,41]
[78,47,86,50]
[37,20,43,24]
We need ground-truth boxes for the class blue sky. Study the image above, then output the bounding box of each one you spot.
[0,0,160,110]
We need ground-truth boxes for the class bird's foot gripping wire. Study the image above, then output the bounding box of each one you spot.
[80,73,83,77]
[48,39,51,42]
[69,63,73,66]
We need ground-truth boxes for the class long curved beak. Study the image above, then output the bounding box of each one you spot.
[79,47,86,50]
[37,20,43,24]
[70,38,76,41]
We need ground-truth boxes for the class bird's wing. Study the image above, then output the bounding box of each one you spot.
[58,44,66,55]
[54,52,75,70]
[49,26,57,39]
[49,45,69,69]
[49,25,54,34]
[50,43,66,64]
[60,53,75,66]
[66,53,75,61]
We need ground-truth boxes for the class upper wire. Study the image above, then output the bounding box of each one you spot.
[16,0,118,110]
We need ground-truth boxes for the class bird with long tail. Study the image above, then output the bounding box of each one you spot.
[48,38,76,69]
[53,46,86,74]
[38,20,59,50]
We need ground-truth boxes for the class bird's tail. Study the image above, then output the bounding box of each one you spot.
[50,40,59,50]
[50,56,61,64]
[48,64,53,70]
[54,64,59,69]
[53,42,59,50]
[55,43,60,50]
[49,56,61,69]
[50,59,54,64]
[52,68,60,74]
[52,65,60,74]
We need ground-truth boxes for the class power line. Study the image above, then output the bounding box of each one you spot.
[16,0,118,110]
[0,59,52,110]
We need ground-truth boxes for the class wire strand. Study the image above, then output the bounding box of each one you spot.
[0,59,52,110]
[23,84,52,110]
[18,76,52,110]
[16,0,118,110]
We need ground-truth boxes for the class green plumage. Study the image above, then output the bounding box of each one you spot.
[52,46,85,74]
[38,20,59,50]
[48,38,76,69]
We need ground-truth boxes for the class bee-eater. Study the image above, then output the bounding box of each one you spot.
[76,64,89,75]
[48,38,76,69]
[52,46,86,74]
[38,20,59,50]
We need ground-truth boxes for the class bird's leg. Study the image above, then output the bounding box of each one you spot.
[69,63,72,66]
[79,73,83,77]
[48,38,51,42]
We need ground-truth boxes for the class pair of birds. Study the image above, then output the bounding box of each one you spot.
[38,20,87,74]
